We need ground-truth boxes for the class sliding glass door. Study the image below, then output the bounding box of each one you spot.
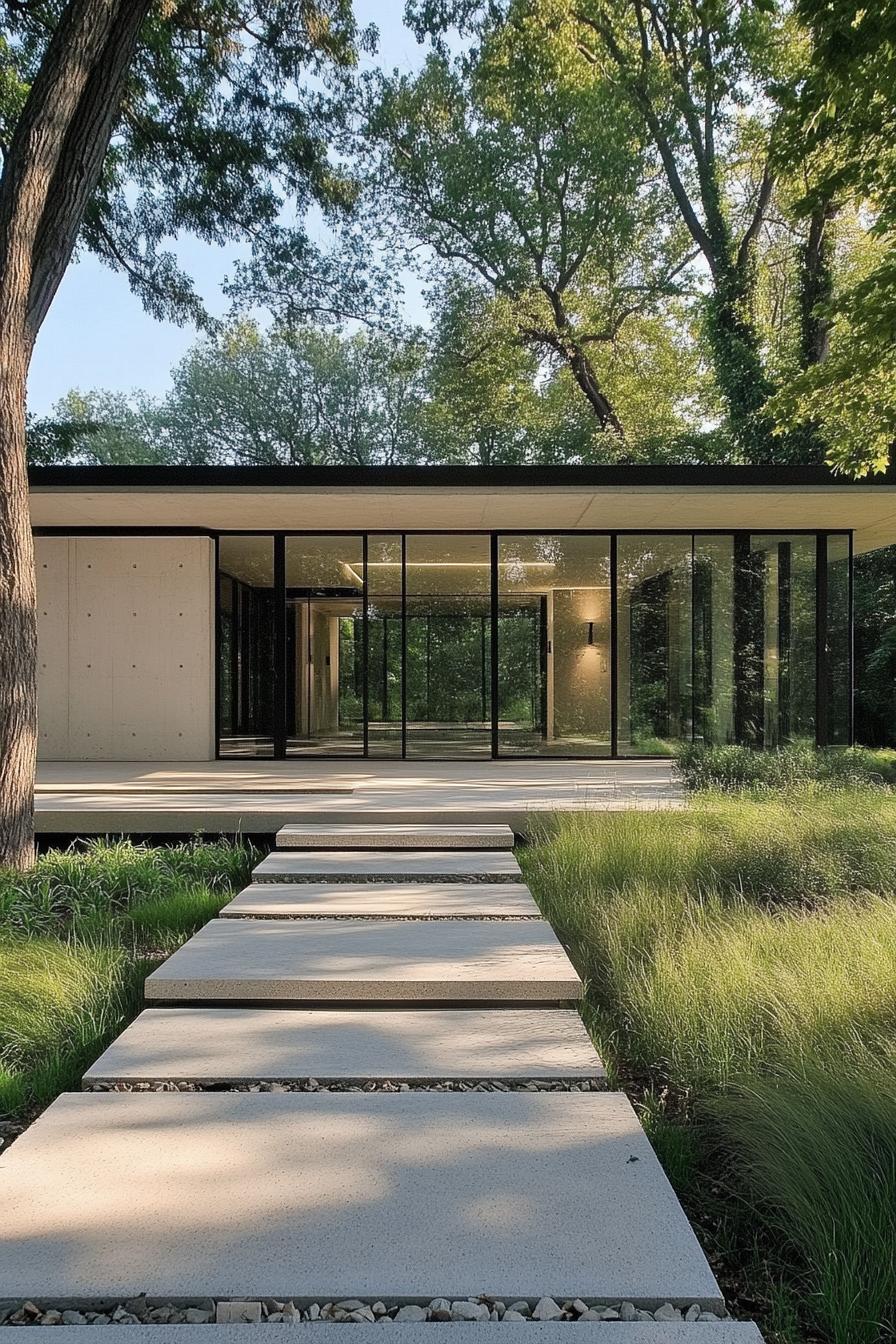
[405,534,492,758]
[497,535,611,756]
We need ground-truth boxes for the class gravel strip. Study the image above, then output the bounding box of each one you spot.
[1,1296,728,1326]
[219,915,543,922]
[83,1079,606,1093]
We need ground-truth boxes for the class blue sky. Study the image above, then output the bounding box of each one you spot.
[27,2,426,416]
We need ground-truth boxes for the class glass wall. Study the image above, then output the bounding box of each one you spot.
[617,536,693,755]
[217,535,275,757]
[216,530,852,758]
[693,536,735,745]
[366,535,403,757]
[285,536,364,756]
[743,534,817,747]
[826,534,851,745]
[497,535,611,755]
[405,535,492,758]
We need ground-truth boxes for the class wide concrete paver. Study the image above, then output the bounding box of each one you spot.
[6,1328,766,1342]
[144,919,581,1004]
[83,1008,603,1085]
[221,881,540,919]
[252,850,523,884]
[0,1091,724,1308]
[276,824,515,849]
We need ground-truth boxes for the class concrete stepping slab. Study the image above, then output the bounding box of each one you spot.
[220,882,540,919]
[5,1327,766,1342]
[144,919,581,1004]
[252,850,523,884]
[0,1090,724,1309]
[276,823,515,849]
[83,1008,603,1085]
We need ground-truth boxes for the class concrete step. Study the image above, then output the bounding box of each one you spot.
[5,1326,765,1341]
[220,882,540,920]
[275,824,515,850]
[83,1008,603,1086]
[0,1090,725,1310]
[252,850,523,884]
[143,918,581,1005]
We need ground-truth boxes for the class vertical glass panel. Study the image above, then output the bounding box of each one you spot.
[285,536,364,756]
[366,535,403,757]
[747,535,816,746]
[217,535,275,757]
[405,534,492,758]
[497,535,610,756]
[854,544,896,747]
[826,533,851,745]
[617,536,693,755]
[694,536,735,745]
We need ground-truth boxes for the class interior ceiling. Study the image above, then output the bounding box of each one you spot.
[30,483,896,554]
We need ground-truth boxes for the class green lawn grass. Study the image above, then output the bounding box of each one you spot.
[521,794,896,1344]
[0,838,257,1119]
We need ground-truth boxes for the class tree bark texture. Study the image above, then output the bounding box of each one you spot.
[0,0,152,867]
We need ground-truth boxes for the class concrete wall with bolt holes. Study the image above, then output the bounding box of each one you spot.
[35,535,216,760]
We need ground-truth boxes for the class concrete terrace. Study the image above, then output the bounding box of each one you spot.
[35,758,682,835]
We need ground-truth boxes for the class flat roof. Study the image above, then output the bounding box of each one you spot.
[29,464,896,553]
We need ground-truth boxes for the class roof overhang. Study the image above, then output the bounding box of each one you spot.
[28,465,896,554]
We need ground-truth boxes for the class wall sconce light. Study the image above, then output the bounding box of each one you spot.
[586,621,595,646]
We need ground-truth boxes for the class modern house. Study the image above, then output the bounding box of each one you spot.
[28,464,896,763]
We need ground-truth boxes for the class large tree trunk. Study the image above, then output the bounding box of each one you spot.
[800,199,836,370]
[0,333,36,869]
[705,262,776,460]
[0,0,152,868]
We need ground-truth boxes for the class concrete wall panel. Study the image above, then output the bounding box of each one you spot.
[36,536,215,760]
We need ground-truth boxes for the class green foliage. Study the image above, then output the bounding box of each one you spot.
[715,1059,896,1344]
[3,0,372,326]
[771,0,896,475]
[364,8,706,444]
[0,938,137,1115]
[0,836,256,937]
[526,791,896,908]
[27,323,431,467]
[522,794,896,1341]
[0,838,256,1117]
[677,743,896,793]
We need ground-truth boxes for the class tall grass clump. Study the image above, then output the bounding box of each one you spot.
[525,794,896,908]
[0,836,257,935]
[521,799,896,1343]
[677,743,896,793]
[0,937,138,1113]
[0,837,257,1119]
[715,1055,896,1344]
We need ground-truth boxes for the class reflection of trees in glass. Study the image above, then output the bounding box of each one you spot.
[405,612,491,724]
[855,547,896,747]
[618,538,692,754]
[498,607,542,729]
[338,618,363,728]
